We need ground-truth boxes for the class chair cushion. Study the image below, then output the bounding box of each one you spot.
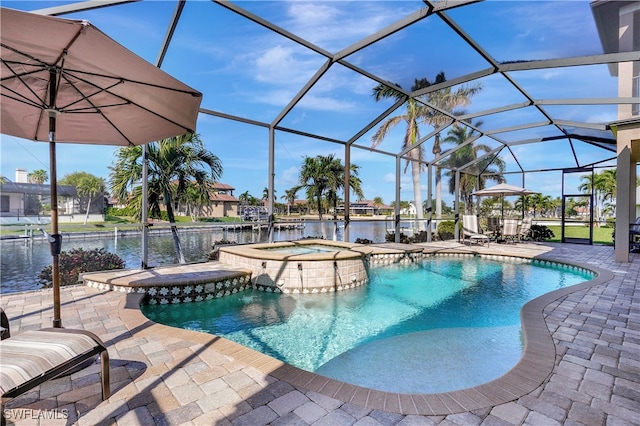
[0,330,100,394]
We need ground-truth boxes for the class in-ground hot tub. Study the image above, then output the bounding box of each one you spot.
[217,239,374,293]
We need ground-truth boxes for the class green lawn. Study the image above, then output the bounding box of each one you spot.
[544,225,614,245]
[0,215,244,237]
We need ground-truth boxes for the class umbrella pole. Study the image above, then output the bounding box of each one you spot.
[48,69,62,328]
[49,129,62,328]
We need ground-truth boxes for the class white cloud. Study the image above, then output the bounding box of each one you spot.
[283,2,408,52]
[254,45,314,85]
[297,94,358,111]
[276,166,300,187]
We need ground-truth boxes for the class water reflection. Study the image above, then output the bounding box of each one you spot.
[1,221,391,294]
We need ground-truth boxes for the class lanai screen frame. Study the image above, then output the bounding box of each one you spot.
[26,0,639,244]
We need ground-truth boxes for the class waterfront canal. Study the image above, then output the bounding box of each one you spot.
[1,220,397,294]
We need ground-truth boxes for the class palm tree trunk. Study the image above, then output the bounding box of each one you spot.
[83,198,92,225]
[435,168,442,219]
[316,190,323,221]
[165,195,186,264]
[411,157,424,231]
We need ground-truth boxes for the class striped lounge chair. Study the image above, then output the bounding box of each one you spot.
[0,308,110,421]
[461,214,490,246]
[501,218,519,243]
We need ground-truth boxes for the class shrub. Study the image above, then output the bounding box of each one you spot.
[385,232,410,243]
[106,206,134,217]
[198,217,223,223]
[38,248,125,288]
[150,210,169,221]
[354,238,373,244]
[409,231,430,243]
[437,220,455,241]
[529,224,554,242]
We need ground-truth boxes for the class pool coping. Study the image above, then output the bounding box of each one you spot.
[124,250,616,416]
[217,238,422,261]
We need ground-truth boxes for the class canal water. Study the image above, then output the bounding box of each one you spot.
[1,220,395,294]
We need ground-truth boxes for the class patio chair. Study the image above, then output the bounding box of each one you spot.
[517,217,533,242]
[501,219,519,243]
[0,308,110,421]
[486,217,501,241]
[461,214,490,246]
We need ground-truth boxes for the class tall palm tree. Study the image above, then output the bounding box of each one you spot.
[372,80,428,227]
[597,169,617,218]
[76,175,106,224]
[423,75,482,218]
[298,154,363,221]
[441,123,504,213]
[27,169,49,184]
[110,133,222,264]
[372,73,481,225]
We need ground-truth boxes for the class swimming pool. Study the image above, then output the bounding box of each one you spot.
[141,256,593,393]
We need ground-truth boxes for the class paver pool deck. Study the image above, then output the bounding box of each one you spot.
[1,241,639,425]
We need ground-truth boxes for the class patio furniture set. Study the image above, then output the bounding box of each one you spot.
[460,215,533,246]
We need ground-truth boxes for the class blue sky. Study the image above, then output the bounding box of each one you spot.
[0,1,619,207]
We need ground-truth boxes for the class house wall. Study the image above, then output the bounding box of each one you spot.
[1,193,24,216]
[202,202,239,218]
[618,3,640,119]
[224,203,238,217]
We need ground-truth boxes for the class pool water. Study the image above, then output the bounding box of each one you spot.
[142,257,593,393]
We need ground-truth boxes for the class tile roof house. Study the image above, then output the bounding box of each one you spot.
[336,200,393,216]
[202,182,239,218]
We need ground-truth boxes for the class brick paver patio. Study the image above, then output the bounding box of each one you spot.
[1,242,639,425]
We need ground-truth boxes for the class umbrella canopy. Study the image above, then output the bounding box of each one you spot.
[1,8,203,327]
[1,8,201,145]
[472,183,537,197]
[472,183,538,220]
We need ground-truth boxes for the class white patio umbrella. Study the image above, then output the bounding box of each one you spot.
[472,183,538,219]
[0,8,202,328]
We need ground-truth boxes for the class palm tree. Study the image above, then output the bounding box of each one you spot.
[110,133,222,264]
[262,187,276,202]
[59,171,105,224]
[239,191,259,206]
[578,170,617,221]
[77,175,106,224]
[423,76,482,219]
[441,123,504,213]
[372,73,481,226]
[515,194,550,218]
[27,169,48,184]
[281,187,299,216]
[181,181,211,221]
[298,154,363,221]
